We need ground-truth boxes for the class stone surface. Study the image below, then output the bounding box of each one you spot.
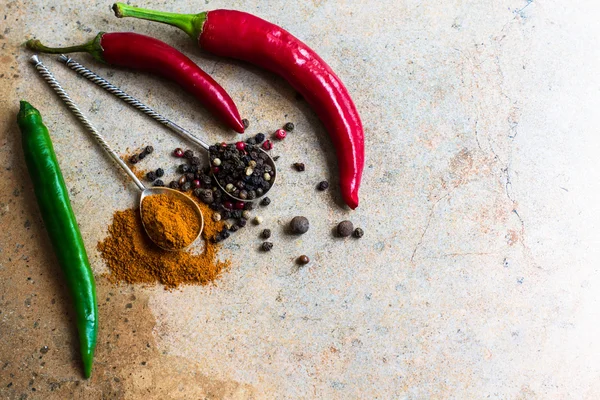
[1,0,600,398]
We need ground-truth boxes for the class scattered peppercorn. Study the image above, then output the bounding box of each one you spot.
[190,156,201,166]
[255,133,265,143]
[262,140,273,150]
[153,179,164,187]
[297,255,309,265]
[184,150,194,159]
[273,155,280,161]
[146,171,157,181]
[275,129,287,140]
[235,141,246,151]
[199,189,213,204]
[129,154,140,164]
[138,152,147,160]
[337,220,354,237]
[181,182,192,192]
[246,137,257,145]
[254,216,263,225]
[261,242,273,252]
[317,180,329,191]
[242,118,250,129]
[169,181,179,189]
[144,145,154,154]
[212,212,221,222]
[290,216,309,234]
[155,168,164,178]
[178,164,189,174]
[173,148,184,157]
[284,122,294,132]
[260,197,271,206]
[261,229,271,239]
[192,179,201,189]
[353,227,364,238]
[293,162,305,172]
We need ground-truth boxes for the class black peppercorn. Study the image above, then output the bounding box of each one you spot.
[273,155,280,161]
[169,181,179,189]
[261,229,271,239]
[155,168,164,177]
[184,149,194,159]
[129,154,140,164]
[242,118,250,129]
[246,137,257,145]
[260,197,271,206]
[317,180,329,191]
[190,156,201,166]
[178,164,190,174]
[238,218,247,228]
[353,227,364,238]
[138,151,147,160]
[144,145,154,154]
[297,255,309,265]
[146,171,157,181]
[181,182,192,192]
[337,220,354,237]
[199,189,214,204]
[244,202,255,211]
[290,216,309,234]
[261,242,273,252]
[284,122,294,132]
[222,230,231,240]
[153,179,164,187]
[255,133,265,143]
[229,224,240,232]
[293,162,305,172]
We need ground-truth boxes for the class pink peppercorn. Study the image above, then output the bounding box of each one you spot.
[275,129,287,140]
[224,201,233,210]
[173,148,184,157]
[236,141,246,151]
[192,179,201,189]
[262,140,273,150]
[212,166,220,174]
[235,201,245,210]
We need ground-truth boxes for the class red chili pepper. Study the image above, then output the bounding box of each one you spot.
[113,4,365,209]
[26,32,245,133]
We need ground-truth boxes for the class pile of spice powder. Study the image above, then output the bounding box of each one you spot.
[98,201,229,288]
[141,193,200,250]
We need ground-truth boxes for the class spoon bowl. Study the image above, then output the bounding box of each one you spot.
[140,187,204,251]
[213,147,277,202]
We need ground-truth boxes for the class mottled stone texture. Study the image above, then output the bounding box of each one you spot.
[1,0,599,398]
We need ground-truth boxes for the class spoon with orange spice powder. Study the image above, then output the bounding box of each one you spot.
[30,55,203,251]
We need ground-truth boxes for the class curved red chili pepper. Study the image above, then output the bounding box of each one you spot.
[26,32,245,133]
[113,5,364,209]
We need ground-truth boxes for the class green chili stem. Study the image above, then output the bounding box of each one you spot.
[25,33,105,62]
[112,3,206,40]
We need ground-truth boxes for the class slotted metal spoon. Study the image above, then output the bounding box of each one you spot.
[30,55,203,251]
[57,55,276,202]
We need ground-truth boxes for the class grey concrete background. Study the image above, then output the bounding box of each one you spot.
[1,0,599,398]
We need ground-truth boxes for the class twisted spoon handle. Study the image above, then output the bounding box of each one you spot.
[58,55,210,151]
[30,55,145,191]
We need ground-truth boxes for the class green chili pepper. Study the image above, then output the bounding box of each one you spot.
[17,101,98,378]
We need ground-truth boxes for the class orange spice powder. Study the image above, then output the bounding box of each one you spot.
[98,201,229,289]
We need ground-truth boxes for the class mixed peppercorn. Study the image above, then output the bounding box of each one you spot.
[127,120,362,253]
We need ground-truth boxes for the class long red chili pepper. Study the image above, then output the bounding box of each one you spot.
[113,4,364,209]
[26,32,245,133]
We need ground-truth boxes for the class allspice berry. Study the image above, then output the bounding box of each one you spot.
[297,255,310,265]
[337,220,354,237]
[290,216,309,234]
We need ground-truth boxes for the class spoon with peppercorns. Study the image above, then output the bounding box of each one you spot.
[57,55,277,203]
[31,55,204,251]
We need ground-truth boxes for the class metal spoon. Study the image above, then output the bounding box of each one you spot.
[57,55,277,202]
[30,55,204,251]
